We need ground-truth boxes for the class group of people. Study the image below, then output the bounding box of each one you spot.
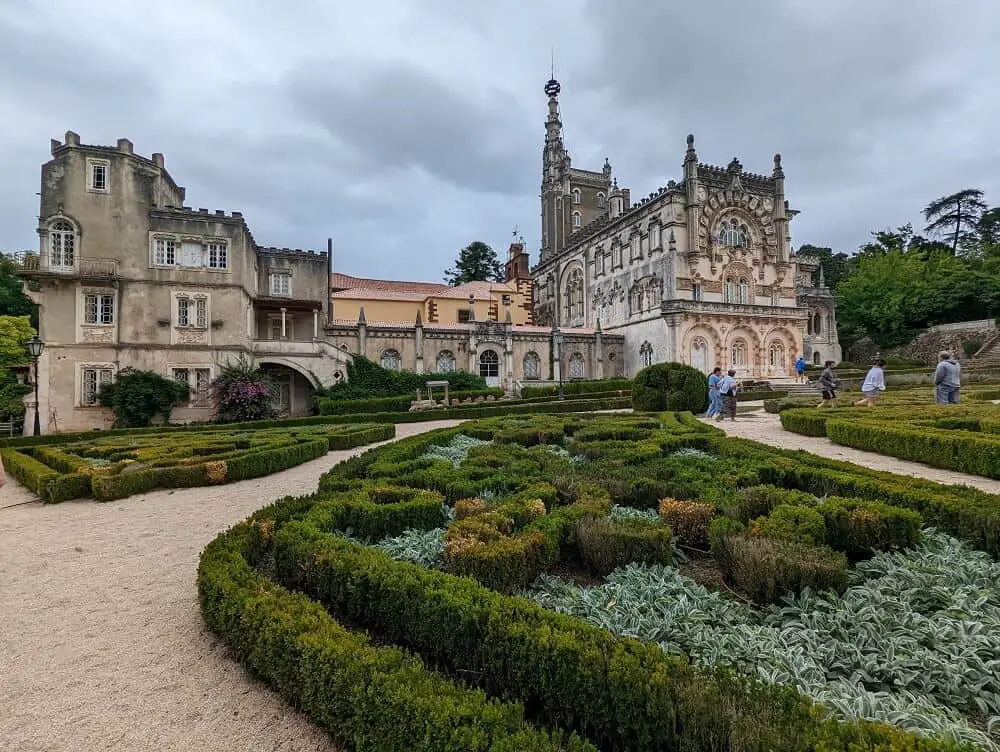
[706,367,739,421]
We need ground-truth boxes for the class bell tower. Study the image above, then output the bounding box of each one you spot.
[540,76,570,262]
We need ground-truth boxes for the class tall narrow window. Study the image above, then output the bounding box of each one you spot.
[193,368,212,405]
[572,211,582,229]
[88,160,109,192]
[572,188,581,204]
[596,192,606,208]
[177,297,190,328]
[738,279,750,304]
[49,220,76,268]
[692,284,703,302]
[195,298,208,328]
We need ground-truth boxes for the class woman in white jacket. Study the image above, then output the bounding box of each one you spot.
[855,358,886,407]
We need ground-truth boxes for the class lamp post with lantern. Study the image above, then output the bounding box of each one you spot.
[24,335,44,436]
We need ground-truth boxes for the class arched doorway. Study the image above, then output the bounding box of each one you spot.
[479,349,501,388]
[768,341,787,377]
[690,336,712,373]
[259,362,317,417]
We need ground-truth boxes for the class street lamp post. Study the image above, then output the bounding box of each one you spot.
[552,326,564,400]
[25,335,45,436]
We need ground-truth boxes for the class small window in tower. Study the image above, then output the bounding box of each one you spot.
[572,211,582,229]
[596,192,606,208]
[87,159,110,193]
[572,188,581,204]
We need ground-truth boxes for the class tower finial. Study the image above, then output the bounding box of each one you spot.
[551,46,555,80]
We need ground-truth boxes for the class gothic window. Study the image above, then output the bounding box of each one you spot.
[646,277,661,310]
[650,224,661,249]
[768,342,786,370]
[596,192,606,208]
[572,211,582,229]
[630,235,640,260]
[436,350,455,373]
[690,337,709,372]
[731,339,748,368]
[640,341,654,368]
[717,217,751,249]
[48,219,76,268]
[569,352,585,379]
[564,267,584,321]
[380,349,401,371]
[813,312,822,334]
[771,287,780,306]
[738,278,750,304]
[523,351,541,380]
[479,349,499,378]
[724,278,735,303]
[612,243,622,268]
[572,188,581,204]
[692,284,703,302]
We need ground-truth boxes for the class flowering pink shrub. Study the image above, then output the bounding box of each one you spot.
[212,358,277,423]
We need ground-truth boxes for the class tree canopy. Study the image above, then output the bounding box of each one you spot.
[444,241,505,286]
[0,252,38,327]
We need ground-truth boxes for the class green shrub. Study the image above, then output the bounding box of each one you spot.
[818,497,922,559]
[631,362,708,413]
[520,378,632,399]
[724,484,817,523]
[574,516,674,576]
[212,356,278,423]
[751,504,827,545]
[715,533,849,604]
[97,367,190,428]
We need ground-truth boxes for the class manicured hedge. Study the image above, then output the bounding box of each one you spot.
[315,388,505,415]
[520,378,632,399]
[631,362,707,413]
[198,518,596,752]
[4,423,395,502]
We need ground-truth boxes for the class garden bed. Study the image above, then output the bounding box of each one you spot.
[0,423,394,502]
[200,412,1000,750]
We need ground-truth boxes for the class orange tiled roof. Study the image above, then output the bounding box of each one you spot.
[330,272,446,295]
[332,287,430,302]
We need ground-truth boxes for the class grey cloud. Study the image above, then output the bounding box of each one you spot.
[283,58,537,196]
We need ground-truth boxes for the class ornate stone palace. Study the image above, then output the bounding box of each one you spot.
[530,77,841,377]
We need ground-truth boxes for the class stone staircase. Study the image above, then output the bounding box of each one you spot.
[766,377,819,397]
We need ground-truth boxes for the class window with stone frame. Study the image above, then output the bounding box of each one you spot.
[84,292,115,325]
[380,349,401,371]
[522,351,541,379]
[717,217,751,249]
[572,211,582,229]
[572,188,581,204]
[568,352,585,379]
[650,223,661,249]
[457,309,472,323]
[81,366,113,406]
[692,284,703,302]
[206,242,228,270]
[153,237,177,266]
[269,272,291,297]
[171,367,213,406]
[175,295,208,329]
[596,192,606,208]
[640,341,653,367]
[436,350,456,372]
[731,339,748,368]
[87,159,110,193]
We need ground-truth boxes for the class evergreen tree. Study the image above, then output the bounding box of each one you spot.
[444,241,505,285]
[922,189,987,255]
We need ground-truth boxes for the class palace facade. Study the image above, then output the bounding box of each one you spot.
[530,77,842,377]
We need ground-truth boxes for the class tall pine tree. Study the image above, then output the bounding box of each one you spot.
[444,241,505,285]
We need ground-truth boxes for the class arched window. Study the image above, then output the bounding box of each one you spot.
[479,349,499,378]
[807,315,813,336]
[731,339,747,368]
[523,351,540,380]
[724,278,736,303]
[596,192,606,208]
[813,351,822,365]
[564,267,584,321]
[569,352,585,379]
[813,312,822,334]
[771,287,780,306]
[380,349,401,371]
[48,219,76,268]
[768,342,786,370]
[690,337,709,372]
[572,188,581,204]
[546,275,555,299]
[717,217,751,249]
[436,350,455,373]
[572,211,582,229]
[640,341,654,367]
[738,278,750,304]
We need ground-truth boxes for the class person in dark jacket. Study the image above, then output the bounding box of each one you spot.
[817,361,838,408]
[934,351,961,404]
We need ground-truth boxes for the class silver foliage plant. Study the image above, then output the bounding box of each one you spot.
[420,434,491,467]
[374,527,446,568]
[529,530,1000,750]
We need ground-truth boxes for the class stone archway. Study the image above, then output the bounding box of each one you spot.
[257,360,318,418]
[478,348,502,388]
[724,326,762,378]
[681,325,720,374]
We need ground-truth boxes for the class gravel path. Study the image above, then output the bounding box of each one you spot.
[706,411,1000,494]
[0,420,462,752]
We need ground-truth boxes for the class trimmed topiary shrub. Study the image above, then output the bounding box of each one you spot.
[658,498,714,549]
[631,362,708,413]
[750,504,827,546]
[575,515,674,576]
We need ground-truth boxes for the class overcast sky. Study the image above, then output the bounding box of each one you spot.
[2,1,998,281]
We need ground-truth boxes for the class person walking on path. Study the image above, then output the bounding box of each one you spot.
[716,369,739,421]
[817,361,839,408]
[706,367,723,418]
[794,356,807,383]
[855,358,886,407]
[934,351,961,404]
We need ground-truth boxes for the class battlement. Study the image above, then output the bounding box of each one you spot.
[154,205,248,222]
[50,130,183,195]
[697,161,775,194]
[258,246,329,261]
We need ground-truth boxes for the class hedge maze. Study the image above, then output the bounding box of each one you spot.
[200,412,1000,750]
[780,401,1000,479]
[0,423,394,501]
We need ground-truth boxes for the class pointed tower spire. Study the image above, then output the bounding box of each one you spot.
[415,309,423,327]
[357,306,366,325]
[818,264,826,288]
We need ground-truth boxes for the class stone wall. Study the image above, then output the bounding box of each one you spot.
[847,320,998,365]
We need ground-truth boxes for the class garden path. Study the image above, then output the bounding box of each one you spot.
[707,411,1000,494]
[0,420,463,752]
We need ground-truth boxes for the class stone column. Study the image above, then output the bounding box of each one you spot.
[504,317,514,392]
[280,308,287,339]
[357,307,367,355]
[595,323,604,379]
[415,311,424,374]
[313,309,319,339]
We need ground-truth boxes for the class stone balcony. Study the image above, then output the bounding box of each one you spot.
[13,253,118,281]
[250,338,327,357]
[660,299,809,319]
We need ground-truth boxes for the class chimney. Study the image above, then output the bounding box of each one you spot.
[117,138,133,154]
[151,153,164,168]
[64,131,80,146]
[50,139,61,156]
